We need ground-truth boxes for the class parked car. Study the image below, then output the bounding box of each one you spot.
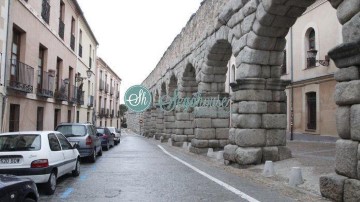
[0,131,80,195]
[55,123,102,162]
[96,127,115,151]
[0,174,39,202]
[107,127,121,145]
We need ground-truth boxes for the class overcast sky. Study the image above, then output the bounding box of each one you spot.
[77,0,203,104]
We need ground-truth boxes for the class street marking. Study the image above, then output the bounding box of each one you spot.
[80,174,87,181]
[157,145,260,202]
[60,188,74,199]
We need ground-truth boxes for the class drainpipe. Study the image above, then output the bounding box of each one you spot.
[1,0,11,132]
[290,27,294,141]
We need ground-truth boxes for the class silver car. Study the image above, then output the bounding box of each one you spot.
[55,123,102,162]
[107,127,121,145]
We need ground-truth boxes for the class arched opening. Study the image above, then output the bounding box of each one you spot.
[305,28,317,68]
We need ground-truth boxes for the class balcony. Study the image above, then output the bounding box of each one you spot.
[116,91,120,98]
[69,85,84,105]
[105,83,109,93]
[106,109,110,118]
[88,95,94,107]
[70,34,75,51]
[98,108,105,118]
[89,57,92,68]
[54,79,68,101]
[110,110,115,118]
[99,79,104,91]
[36,69,54,98]
[59,19,65,39]
[41,0,50,24]
[8,59,34,93]
[79,44,82,57]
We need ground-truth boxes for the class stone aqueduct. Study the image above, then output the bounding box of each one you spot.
[127,0,359,200]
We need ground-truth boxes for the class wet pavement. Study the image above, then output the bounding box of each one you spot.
[38,130,327,202]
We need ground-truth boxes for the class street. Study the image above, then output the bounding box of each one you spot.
[38,131,312,202]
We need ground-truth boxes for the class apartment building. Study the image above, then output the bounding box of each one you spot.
[2,0,98,132]
[0,0,9,131]
[96,57,121,128]
[281,0,342,138]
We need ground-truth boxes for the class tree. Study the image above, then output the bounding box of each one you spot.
[119,104,128,116]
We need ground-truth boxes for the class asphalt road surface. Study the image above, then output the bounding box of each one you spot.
[39,131,300,202]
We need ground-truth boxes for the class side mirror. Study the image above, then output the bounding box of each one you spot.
[73,143,80,149]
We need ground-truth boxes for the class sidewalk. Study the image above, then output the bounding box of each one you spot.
[130,129,336,200]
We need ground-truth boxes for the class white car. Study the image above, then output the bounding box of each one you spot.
[0,131,80,195]
[107,127,121,145]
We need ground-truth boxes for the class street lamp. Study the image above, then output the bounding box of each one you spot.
[307,49,330,66]
[76,68,94,82]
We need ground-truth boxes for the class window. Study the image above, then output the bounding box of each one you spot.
[0,135,41,151]
[9,104,20,132]
[48,133,61,151]
[38,46,46,91]
[41,0,50,24]
[306,92,316,130]
[56,125,86,136]
[87,112,90,122]
[37,107,44,130]
[231,65,235,83]
[76,111,79,123]
[70,17,75,50]
[79,30,83,57]
[89,45,92,67]
[54,109,60,129]
[306,28,316,68]
[11,29,21,82]
[59,1,65,39]
[68,110,71,123]
[56,58,62,91]
[56,134,72,150]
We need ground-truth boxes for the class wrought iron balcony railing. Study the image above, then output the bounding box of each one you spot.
[88,95,94,107]
[89,57,92,68]
[70,34,75,51]
[59,19,65,39]
[36,69,54,98]
[68,85,84,105]
[98,108,105,118]
[54,79,68,101]
[41,0,50,24]
[110,86,114,95]
[8,59,34,93]
[106,109,110,117]
[116,91,120,98]
[110,110,115,118]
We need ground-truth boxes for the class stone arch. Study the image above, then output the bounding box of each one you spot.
[168,74,178,97]
[172,63,199,147]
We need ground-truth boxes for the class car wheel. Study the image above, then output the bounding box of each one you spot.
[24,198,36,202]
[104,142,109,151]
[114,141,118,146]
[89,148,96,163]
[98,146,103,156]
[72,159,80,177]
[44,170,57,195]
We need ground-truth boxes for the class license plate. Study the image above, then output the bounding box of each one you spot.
[0,158,20,164]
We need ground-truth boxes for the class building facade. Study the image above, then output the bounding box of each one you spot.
[281,0,342,138]
[2,0,98,132]
[95,57,121,128]
[0,0,9,132]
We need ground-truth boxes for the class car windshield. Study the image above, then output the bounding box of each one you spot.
[56,125,87,137]
[0,134,41,151]
[96,128,105,133]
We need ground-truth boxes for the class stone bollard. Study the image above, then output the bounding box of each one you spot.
[262,161,275,177]
[182,142,188,149]
[168,138,172,146]
[289,167,304,187]
[207,148,214,158]
[216,151,224,160]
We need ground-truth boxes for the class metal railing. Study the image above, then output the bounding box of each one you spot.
[54,79,68,101]
[8,59,34,93]
[89,57,92,68]
[116,91,120,98]
[106,109,110,117]
[110,110,115,118]
[99,108,105,118]
[59,19,65,39]
[36,69,54,98]
[110,85,114,95]
[68,85,84,105]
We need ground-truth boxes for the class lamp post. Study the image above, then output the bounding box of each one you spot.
[74,67,94,123]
